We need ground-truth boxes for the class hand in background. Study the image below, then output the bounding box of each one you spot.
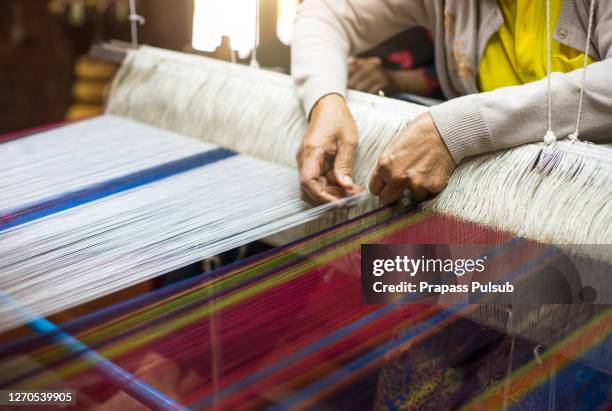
[349,56,437,97]
[369,113,455,204]
[348,57,398,95]
[297,94,362,205]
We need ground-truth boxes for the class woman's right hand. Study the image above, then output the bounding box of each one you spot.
[296,94,362,205]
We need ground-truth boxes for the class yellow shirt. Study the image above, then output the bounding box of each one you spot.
[478,0,592,92]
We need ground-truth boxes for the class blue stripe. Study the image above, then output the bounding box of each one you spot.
[0,148,236,231]
[0,293,188,411]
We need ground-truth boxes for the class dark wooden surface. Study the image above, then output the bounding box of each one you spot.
[0,1,74,134]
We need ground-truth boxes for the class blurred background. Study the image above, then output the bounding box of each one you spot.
[0,0,295,134]
[1,0,439,135]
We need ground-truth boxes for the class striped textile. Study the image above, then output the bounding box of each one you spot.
[0,115,215,212]
[1,208,609,410]
[0,115,308,331]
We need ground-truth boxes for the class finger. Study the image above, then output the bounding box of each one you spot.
[319,176,344,198]
[300,179,341,204]
[295,145,303,168]
[322,152,335,175]
[300,189,314,205]
[404,169,434,202]
[407,183,430,202]
[325,171,350,194]
[348,55,362,67]
[327,169,360,197]
[353,76,376,92]
[301,186,340,205]
[301,180,339,204]
[379,181,406,205]
[348,57,361,73]
[300,148,336,204]
[364,56,383,65]
[300,147,325,179]
[325,169,338,186]
[333,137,359,191]
[348,71,372,90]
[354,77,384,94]
[369,170,385,195]
[348,64,375,90]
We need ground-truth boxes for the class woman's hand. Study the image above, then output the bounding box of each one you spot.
[348,57,398,95]
[369,112,455,204]
[297,94,362,205]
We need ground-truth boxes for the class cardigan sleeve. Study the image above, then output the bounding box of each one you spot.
[291,0,433,116]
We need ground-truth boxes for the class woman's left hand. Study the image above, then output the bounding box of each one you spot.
[369,112,456,204]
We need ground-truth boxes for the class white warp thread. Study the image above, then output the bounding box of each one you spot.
[106,47,426,233]
[429,142,612,262]
[107,47,612,255]
[106,49,612,349]
[0,117,365,331]
[3,47,610,345]
[0,116,210,211]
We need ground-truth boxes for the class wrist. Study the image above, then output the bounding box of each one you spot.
[310,93,348,121]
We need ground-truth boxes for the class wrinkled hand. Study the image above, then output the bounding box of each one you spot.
[297,94,362,205]
[348,57,397,95]
[369,113,456,204]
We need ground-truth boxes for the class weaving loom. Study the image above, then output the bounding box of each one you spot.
[1,47,611,409]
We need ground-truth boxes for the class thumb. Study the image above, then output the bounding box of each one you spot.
[334,138,358,190]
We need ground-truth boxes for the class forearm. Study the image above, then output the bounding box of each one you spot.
[292,2,350,117]
[291,0,431,116]
[430,58,612,164]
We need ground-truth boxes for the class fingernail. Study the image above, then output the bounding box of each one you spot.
[342,175,354,186]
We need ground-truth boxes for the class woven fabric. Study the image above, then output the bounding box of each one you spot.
[1,208,609,410]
